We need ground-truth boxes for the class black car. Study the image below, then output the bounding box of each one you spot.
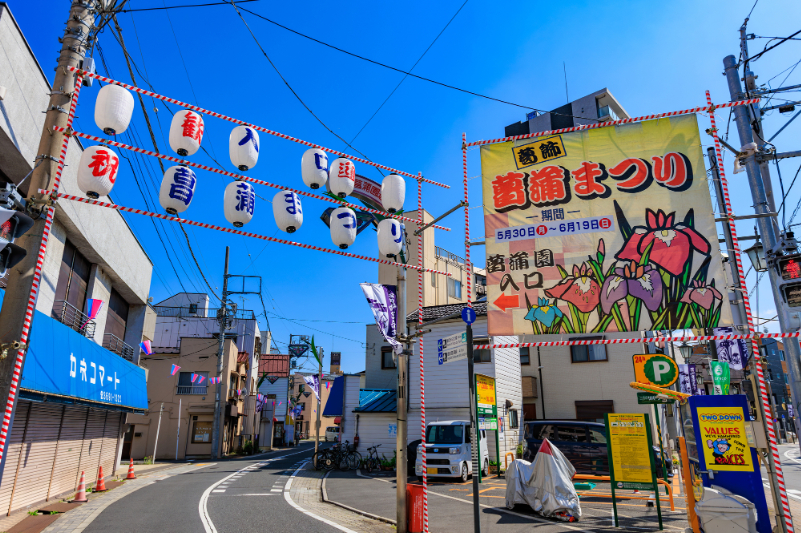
[522,420,673,478]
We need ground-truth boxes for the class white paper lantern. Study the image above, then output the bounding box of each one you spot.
[301,148,328,189]
[159,166,197,215]
[377,219,404,258]
[229,126,260,171]
[328,157,355,198]
[381,174,405,213]
[224,181,255,227]
[272,190,303,233]
[169,110,204,156]
[94,84,134,135]
[330,207,356,249]
[77,145,120,198]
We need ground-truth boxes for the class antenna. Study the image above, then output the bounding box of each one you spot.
[563,62,569,103]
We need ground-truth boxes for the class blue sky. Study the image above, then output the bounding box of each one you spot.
[9,0,801,371]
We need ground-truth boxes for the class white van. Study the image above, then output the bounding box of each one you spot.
[415,420,489,482]
[325,426,340,442]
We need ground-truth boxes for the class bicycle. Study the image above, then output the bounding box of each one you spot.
[364,444,382,473]
[345,441,362,470]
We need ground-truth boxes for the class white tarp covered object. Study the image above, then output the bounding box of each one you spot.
[505,439,581,521]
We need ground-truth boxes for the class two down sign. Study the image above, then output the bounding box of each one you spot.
[632,353,679,387]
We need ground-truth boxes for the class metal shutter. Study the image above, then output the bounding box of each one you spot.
[0,401,30,515]
[78,410,106,488]
[48,406,89,500]
[99,412,122,477]
[7,403,63,511]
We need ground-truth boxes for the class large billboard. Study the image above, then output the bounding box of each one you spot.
[481,115,732,336]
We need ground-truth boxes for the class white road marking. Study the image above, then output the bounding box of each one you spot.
[284,462,359,533]
[212,490,226,493]
[784,448,801,465]
[228,493,275,496]
[271,489,282,492]
[199,447,313,533]
[764,483,801,502]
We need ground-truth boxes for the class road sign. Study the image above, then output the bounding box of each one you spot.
[637,392,673,405]
[437,332,467,365]
[462,307,476,324]
[633,353,679,387]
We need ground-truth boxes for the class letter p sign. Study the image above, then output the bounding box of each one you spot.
[633,353,679,387]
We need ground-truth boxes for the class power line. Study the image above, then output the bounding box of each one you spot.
[235,4,600,122]
[347,0,469,146]
[119,0,259,12]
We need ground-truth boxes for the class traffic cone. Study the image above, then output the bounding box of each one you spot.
[95,466,107,492]
[125,458,136,480]
[72,471,88,502]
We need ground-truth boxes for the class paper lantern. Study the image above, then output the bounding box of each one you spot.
[94,84,134,135]
[377,219,404,258]
[169,110,204,156]
[301,148,328,189]
[159,165,197,215]
[272,190,303,233]
[229,125,259,171]
[77,145,120,198]
[328,157,355,198]
[224,181,255,227]
[381,174,405,213]
[330,207,356,249]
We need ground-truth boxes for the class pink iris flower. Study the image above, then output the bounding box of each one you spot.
[545,263,601,313]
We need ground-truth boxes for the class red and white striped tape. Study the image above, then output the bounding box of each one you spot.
[0,74,85,464]
[416,176,428,532]
[55,127,451,232]
[67,66,449,189]
[44,191,454,278]
[706,91,795,532]
[462,133,472,311]
[464,98,761,148]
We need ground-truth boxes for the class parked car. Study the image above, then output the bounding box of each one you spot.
[325,426,340,442]
[415,420,489,482]
[522,420,673,478]
[408,439,422,475]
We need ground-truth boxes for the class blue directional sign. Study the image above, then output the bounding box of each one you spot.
[461,307,476,325]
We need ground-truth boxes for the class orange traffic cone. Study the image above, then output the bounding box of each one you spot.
[72,471,88,502]
[95,466,107,492]
[125,458,136,480]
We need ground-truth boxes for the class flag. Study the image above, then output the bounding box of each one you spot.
[198,375,205,384]
[81,299,104,330]
[678,364,699,395]
[140,340,153,355]
[304,375,320,398]
[713,327,749,370]
[360,283,402,354]
[710,361,730,395]
[325,381,330,390]
[191,373,198,383]
[170,364,181,376]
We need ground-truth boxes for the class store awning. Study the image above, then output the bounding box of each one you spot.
[334,417,342,424]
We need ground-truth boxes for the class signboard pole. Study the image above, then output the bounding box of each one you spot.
[652,405,669,494]
[466,323,481,532]
[605,413,619,528]
[646,414,663,531]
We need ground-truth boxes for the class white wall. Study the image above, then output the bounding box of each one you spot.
[364,324,396,390]
[340,375,361,445]
[154,293,210,316]
[153,315,259,357]
[354,412,397,459]
[259,378,289,420]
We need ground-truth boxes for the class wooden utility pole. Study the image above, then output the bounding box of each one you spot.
[0,0,99,484]
[211,247,230,459]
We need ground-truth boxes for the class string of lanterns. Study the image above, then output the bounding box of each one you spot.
[86,85,408,255]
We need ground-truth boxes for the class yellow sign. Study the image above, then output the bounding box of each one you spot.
[608,413,652,483]
[632,353,679,387]
[512,135,567,169]
[475,374,496,415]
[697,407,753,472]
[481,115,733,336]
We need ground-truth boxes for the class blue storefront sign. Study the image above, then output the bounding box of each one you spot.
[1,291,148,411]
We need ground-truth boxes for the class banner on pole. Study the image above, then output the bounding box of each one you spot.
[303,375,320,398]
[713,327,749,370]
[710,361,730,395]
[480,115,732,336]
[360,283,402,354]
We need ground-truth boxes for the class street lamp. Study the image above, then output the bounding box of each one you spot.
[745,240,768,272]
[676,343,694,362]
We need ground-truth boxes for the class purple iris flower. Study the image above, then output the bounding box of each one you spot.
[600,261,663,315]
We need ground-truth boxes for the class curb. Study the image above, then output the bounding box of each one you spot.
[320,470,397,526]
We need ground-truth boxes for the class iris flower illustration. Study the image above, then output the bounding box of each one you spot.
[681,280,722,310]
[524,297,564,327]
[600,261,663,314]
[545,263,600,313]
[616,209,710,276]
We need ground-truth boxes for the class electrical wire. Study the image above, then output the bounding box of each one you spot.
[120,0,259,12]
[778,164,801,221]
[235,4,600,122]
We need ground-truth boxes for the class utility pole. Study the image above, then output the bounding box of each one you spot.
[0,0,98,485]
[466,324,481,533]
[314,345,322,462]
[211,247,230,460]
[396,265,408,533]
[152,403,164,465]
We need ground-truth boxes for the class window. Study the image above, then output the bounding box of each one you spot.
[178,371,209,395]
[104,288,129,341]
[381,347,396,369]
[589,428,607,444]
[192,421,213,443]
[189,303,198,314]
[785,374,790,384]
[509,409,519,429]
[426,424,464,444]
[555,425,588,443]
[52,239,91,323]
[520,347,531,365]
[780,350,786,361]
[474,348,491,363]
[525,423,555,440]
[447,278,462,299]
[431,272,436,287]
[570,337,607,362]
[768,368,774,380]
[575,400,615,423]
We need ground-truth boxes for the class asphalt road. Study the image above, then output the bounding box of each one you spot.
[82,443,335,533]
[761,443,801,502]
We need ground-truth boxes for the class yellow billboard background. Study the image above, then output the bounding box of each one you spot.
[697,407,753,472]
[480,115,732,336]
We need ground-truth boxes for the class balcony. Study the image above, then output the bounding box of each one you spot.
[52,300,96,339]
[103,333,134,361]
[177,385,208,395]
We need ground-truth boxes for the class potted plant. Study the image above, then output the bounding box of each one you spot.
[489,460,500,475]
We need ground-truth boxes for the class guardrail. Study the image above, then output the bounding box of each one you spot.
[572,474,675,511]
[52,300,95,339]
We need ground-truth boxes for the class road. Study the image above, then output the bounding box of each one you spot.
[761,443,801,503]
[81,443,337,533]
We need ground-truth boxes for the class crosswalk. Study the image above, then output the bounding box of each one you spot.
[211,459,307,495]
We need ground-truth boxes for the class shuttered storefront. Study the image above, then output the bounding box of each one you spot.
[0,401,124,515]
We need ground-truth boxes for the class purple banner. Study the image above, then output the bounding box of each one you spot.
[303,375,320,398]
[360,283,402,354]
[713,327,749,370]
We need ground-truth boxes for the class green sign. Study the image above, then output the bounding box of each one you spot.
[617,481,654,490]
[710,361,730,395]
[637,392,673,405]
